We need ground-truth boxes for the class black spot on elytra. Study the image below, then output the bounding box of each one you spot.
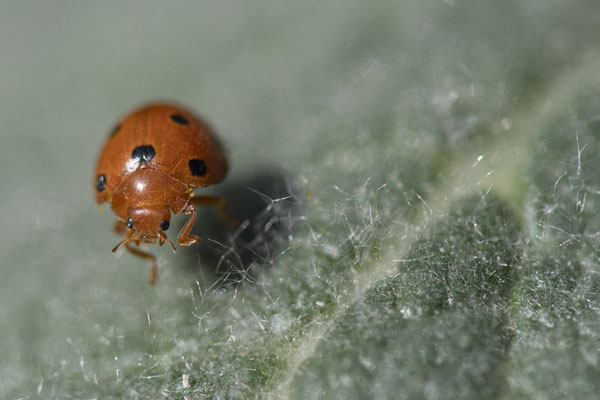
[189,159,207,177]
[96,174,106,192]
[171,114,189,125]
[131,145,155,164]
[109,124,121,138]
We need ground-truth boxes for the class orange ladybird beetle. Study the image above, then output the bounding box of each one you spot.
[94,103,230,284]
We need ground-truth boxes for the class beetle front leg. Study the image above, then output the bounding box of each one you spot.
[177,203,201,246]
[124,243,158,285]
[113,220,129,235]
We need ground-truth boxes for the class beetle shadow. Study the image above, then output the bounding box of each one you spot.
[176,168,299,288]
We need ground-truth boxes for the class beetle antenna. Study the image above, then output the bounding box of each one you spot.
[112,230,135,253]
[167,239,177,253]
[158,231,177,253]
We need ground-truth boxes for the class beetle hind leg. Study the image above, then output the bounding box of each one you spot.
[190,195,242,227]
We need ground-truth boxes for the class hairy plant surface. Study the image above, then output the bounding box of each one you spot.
[1,1,600,399]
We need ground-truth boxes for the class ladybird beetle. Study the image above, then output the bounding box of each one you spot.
[94,103,231,284]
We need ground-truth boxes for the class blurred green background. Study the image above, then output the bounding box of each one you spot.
[2,1,600,398]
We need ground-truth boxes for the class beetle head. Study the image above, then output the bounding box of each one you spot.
[112,206,176,253]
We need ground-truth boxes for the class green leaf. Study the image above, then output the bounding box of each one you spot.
[504,86,600,399]
[289,194,521,399]
[2,1,600,399]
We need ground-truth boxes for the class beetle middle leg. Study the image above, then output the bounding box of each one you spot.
[177,196,241,246]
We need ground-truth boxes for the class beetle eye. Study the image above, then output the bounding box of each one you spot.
[160,220,170,231]
[127,218,134,229]
[96,174,107,192]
